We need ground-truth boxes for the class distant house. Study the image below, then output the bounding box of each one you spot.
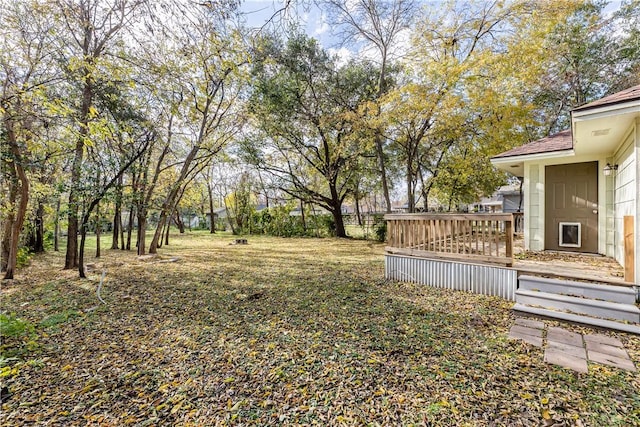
[290,206,331,216]
[491,84,639,283]
[472,185,523,213]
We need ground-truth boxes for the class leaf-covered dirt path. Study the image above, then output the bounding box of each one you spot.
[1,233,639,426]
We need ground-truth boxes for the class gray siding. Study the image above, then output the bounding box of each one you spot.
[385,255,517,301]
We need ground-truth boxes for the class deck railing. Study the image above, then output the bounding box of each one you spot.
[513,212,524,233]
[385,213,514,266]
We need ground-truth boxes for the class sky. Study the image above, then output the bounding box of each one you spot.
[239,1,344,52]
[239,1,625,35]
[238,0,409,65]
[238,0,624,65]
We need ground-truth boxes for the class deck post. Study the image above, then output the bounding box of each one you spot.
[505,214,513,267]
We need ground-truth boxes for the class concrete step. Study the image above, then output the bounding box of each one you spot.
[518,275,637,304]
[512,303,640,335]
[515,290,640,323]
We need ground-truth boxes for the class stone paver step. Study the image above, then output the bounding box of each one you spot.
[583,333,624,347]
[514,317,545,330]
[544,347,588,373]
[587,350,637,372]
[585,340,629,359]
[547,326,583,347]
[508,324,543,347]
[509,318,637,373]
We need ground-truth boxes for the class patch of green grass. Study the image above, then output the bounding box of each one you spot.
[39,309,81,328]
[0,313,34,339]
[0,313,36,359]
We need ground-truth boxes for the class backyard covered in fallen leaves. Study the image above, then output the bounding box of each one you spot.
[1,233,639,426]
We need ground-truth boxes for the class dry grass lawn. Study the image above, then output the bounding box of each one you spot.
[1,232,639,426]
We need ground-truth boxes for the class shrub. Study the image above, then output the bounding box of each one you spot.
[16,247,32,267]
[373,215,387,242]
[319,215,336,236]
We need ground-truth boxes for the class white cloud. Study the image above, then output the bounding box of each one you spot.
[314,21,330,36]
[327,47,353,66]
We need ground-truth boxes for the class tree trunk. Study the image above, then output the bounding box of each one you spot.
[34,201,45,253]
[149,145,200,254]
[374,135,391,213]
[375,53,392,214]
[95,203,101,258]
[224,200,238,235]
[119,212,124,250]
[79,227,88,278]
[111,207,120,250]
[1,170,18,272]
[329,182,346,238]
[137,208,147,255]
[79,208,95,278]
[300,200,306,232]
[157,223,164,248]
[174,212,185,234]
[65,79,93,269]
[207,181,216,233]
[111,176,122,249]
[126,204,134,250]
[4,188,28,279]
[407,159,415,213]
[77,141,148,277]
[355,195,362,227]
[164,220,170,246]
[331,205,346,238]
[54,197,60,252]
[4,146,29,280]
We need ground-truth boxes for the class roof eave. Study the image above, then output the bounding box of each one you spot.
[572,99,640,118]
[491,149,575,165]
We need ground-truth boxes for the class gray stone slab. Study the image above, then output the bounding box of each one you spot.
[514,318,545,330]
[509,329,543,347]
[544,348,588,373]
[547,327,583,347]
[585,340,630,359]
[547,341,587,359]
[583,333,624,348]
[588,350,637,372]
[510,324,544,338]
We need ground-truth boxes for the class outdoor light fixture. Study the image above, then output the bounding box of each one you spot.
[603,163,618,176]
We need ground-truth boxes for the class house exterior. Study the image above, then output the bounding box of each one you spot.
[491,85,640,284]
[471,184,523,213]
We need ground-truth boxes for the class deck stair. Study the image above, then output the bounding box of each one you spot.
[513,275,640,335]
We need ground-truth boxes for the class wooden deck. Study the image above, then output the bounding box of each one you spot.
[384,214,637,333]
[384,213,634,287]
[514,259,630,286]
[511,236,631,286]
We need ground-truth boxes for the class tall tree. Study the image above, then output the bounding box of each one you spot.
[78,135,149,277]
[321,0,415,212]
[56,0,145,269]
[382,0,583,210]
[1,0,60,279]
[147,1,246,254]
[531,0,640,133]
[247,34,378,237]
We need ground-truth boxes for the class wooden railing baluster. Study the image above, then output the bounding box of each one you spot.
[384,213,514,266]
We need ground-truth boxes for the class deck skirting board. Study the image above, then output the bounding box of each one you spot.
[384,254,517,301]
